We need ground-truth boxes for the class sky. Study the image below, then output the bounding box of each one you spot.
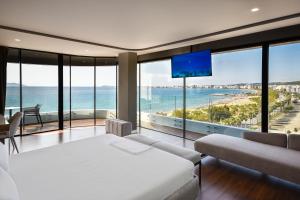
[6,42,300,87]
[141,42,300,86]
[7,64,116,87]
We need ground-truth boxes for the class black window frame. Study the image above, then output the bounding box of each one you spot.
[5,48,118,136]
[137,38,300,140]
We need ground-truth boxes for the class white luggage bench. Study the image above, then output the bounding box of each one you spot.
[105,119,132,137]
[125,134,202,185]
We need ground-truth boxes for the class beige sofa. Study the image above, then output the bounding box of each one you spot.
[194,132,300,185]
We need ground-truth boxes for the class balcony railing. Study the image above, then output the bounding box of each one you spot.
[141,112,252,138]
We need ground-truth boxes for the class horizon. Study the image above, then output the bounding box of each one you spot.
[6,79,300,88]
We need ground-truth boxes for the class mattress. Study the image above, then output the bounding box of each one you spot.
[9,134,194,200]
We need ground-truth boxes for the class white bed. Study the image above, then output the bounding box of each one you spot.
[9,134,196,200]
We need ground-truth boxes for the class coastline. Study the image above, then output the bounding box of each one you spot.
[164,93,256,116]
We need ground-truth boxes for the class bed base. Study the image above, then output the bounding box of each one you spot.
[165,175,199,200]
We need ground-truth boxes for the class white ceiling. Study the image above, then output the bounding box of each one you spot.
[0,0,300,56]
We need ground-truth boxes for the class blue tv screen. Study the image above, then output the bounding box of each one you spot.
[171,50,212,78]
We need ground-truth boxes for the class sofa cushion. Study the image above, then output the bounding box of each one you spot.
[243,131,287,147]
[288,134,300,151]
[153,142,202,165]
[195,134,300,184]
[125,134,160,146]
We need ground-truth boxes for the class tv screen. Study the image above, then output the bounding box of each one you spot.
[171,50,212,78]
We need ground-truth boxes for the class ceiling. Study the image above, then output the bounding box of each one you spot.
[0,0,300,57]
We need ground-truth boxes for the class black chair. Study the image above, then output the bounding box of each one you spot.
[23,104,43,128]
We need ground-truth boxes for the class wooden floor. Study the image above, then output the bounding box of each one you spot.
[198,158,300,200]
[5,126,300,200]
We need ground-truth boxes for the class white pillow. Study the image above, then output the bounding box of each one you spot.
[0,143,9,171]
[0,167,20,200]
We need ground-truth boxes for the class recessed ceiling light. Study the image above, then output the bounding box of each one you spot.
[251,7,260,12]
[14,38,21,42]
[85,49,89,52]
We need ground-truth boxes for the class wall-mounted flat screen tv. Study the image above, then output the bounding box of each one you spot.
[171,50,212,78]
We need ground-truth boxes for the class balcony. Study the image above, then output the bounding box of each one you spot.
[6,109,115,135]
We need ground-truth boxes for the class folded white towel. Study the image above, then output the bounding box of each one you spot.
[110,139,152,155]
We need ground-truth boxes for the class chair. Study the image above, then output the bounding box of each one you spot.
[23,104,43,128]
[7,112,23,153]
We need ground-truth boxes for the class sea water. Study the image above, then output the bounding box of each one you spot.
[5,86,252,113]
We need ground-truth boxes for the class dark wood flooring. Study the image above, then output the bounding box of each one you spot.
[5,126,300,200]
[198,157,300,200]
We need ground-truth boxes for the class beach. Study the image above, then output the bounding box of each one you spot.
[140,87,256,113]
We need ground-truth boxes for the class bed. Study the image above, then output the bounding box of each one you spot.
[7,134,199,200]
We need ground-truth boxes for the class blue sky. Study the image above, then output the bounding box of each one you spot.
[7,64,116,87]
[7,42,300,86]
[269,42,300,82]
[141,42,300,86]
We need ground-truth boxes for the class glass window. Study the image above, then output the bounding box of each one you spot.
[269,42,300,134]
[185,48,262,139]
[21,50,58,134]
[5,49,118,133]
[63,56,71,128]
[95,63,117,125]
[137,63,140,127]
[70,57,94,127]
[140,60,184,137]
[5,49,20,131]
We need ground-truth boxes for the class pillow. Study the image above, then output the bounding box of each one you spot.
[0,142,9,171]
[243,131,287,147]
[0,167,20,200]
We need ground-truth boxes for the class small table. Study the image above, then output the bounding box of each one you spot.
[5,106,20,119]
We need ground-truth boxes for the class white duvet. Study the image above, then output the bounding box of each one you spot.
[9,134,194,200]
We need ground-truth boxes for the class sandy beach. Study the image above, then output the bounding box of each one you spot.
[165,94,257,115]
[212,95,254,106]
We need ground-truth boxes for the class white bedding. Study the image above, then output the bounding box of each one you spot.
[110,139,152,154]
[9,134,194,200]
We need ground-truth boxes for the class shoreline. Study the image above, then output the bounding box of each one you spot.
[162,94,257,115]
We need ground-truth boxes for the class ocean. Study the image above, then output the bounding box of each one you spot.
[140,87,252,112]
[5,86,252,113]
[6,86,117,112]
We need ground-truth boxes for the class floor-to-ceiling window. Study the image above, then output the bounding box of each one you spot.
[185,48,262,139]
[95,61,117,125]
[5,48,117,135]
[70,57,94,127]
[269,42,300,134]
[139,48,262,139]
[21,50,58,134]
[140,60,184,137]
[63,56,71,128]
[137,63,140,127]
[5,49,20,135]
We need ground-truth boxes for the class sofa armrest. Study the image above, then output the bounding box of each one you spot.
[288,134,300,151]
[242,131,287,147]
